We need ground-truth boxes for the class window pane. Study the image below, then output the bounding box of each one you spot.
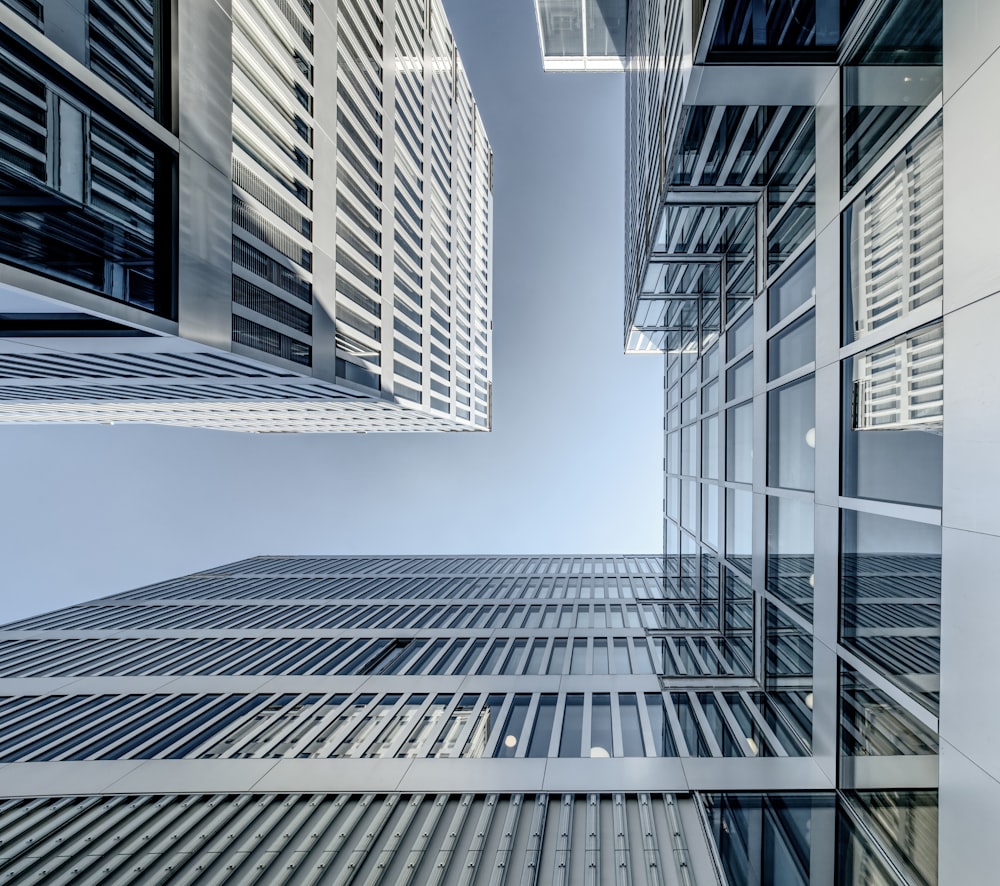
[493,695,532,758]
[727,355,753,402]
[767,496,814,619]
[726,306,753,359]
[768,376,815,491]
[769,244,815,327]
[645,693,676,756]
[841,510,941,712]
[726,402,753,483]
[843,117,943,340]
[768,311,815,380]
[590,694,613,757]
[842,323,943,507]
[619,694,645,757]
[559,695,584,757]
[726,488,753,575]
[526,696,557,758]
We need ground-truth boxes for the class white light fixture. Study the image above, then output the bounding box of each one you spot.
[590,746,610,758]
[805,692,814,710]
[746,737,759,756]
[503,735,517,748]
[808,574,815,588]
[805,427,816,448]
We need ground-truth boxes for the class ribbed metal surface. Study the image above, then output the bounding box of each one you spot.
[0,793,700,885]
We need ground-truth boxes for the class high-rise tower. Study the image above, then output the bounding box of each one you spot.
[0,0,492,431]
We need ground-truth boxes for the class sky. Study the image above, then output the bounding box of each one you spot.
[0,0,664,623]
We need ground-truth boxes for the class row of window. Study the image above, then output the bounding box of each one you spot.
[0,688,811,763]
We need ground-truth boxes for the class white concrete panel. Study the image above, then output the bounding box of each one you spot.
[107,758,278,794]
[941,298,1000,536]
[943,47,1000,312]
[939,527,1000,783]
[944,0,1000,101]
[0,761,144,797]
[938,742,1000,885]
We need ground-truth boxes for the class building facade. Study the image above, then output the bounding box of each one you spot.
[0,553,945,883]
[532,0,1000,882]
[0,0,492,432]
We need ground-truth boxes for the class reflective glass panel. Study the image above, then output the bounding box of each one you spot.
[841,510,941,712]
[726,402,753,483]
[842,322,943,507]
[768,311,815,380]
[768,376,815,491]
[769,244,815,328]
[767,496,814,618]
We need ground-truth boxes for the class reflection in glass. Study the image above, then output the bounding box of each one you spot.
[769,244,815,328]
[726,402,753,483]
[702,484,720,551]
[767,496,814,618]
[430,693,479,758]
[727,355,753,402]
[843,117,942,342]
[842,322,943,507]
[702,415,719,480]
[841,510,941,712]
[768,311,815,380]
[837,792,938,886]
[559,694,584,757]
[842,0,942,191]
[768,376,815,491]
[765,605,813,748]
[705,793,828,886]
[493,694,531,758]
[727,306,753,359]
[526,695,557,758]
[642,694,675,756]
[590,694,613,757]
[726,488,752,574]
[840,663,937,762]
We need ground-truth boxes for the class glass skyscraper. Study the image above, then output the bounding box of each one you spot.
[0,0,492,431]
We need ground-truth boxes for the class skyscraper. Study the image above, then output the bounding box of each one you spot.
[0,553,946,883]
[533,0,1000,881]
[0,555,726,883]
[0,0,492,432]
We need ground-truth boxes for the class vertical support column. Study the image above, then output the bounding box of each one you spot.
[311,0,339,382]
[175,0,234,350]
[809,68,841,790]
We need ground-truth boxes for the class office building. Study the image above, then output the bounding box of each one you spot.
[0,0,492,432]
[534,0,1000,882]
[0,553,946,883]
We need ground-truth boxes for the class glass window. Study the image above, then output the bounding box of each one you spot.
[764,606,813,747]
[592,638,610,674]
[767,496,814,618]
[842,323,943,507]
[681,479,698,532]
[726,402,753,483]
[612,639,631,674]
[702,484,720,551]
[547,638,567,674]
[841,510,941,711]
[570,638,589,674]
[645,693,676,756]
[681,424,698,476]
[632,639,654,674]
[768,244,815,328]
[524,640,548,676]
[590,694,614,757]
[726,488,753,574]
[843,117,943,342]
[526,695,557,758]
[726,306,753,359]
[493,695,531,758]
[618,694,645,756]
[726,355,753,402]
[768,376,815,491]
[839,663,937,767]
[559,694,584,757]
[702,378,720,412]
[768,311,815,380]
[702,415,720,480]
[842,0,942,191]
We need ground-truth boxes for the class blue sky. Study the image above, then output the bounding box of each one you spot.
[0,0,664,622]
